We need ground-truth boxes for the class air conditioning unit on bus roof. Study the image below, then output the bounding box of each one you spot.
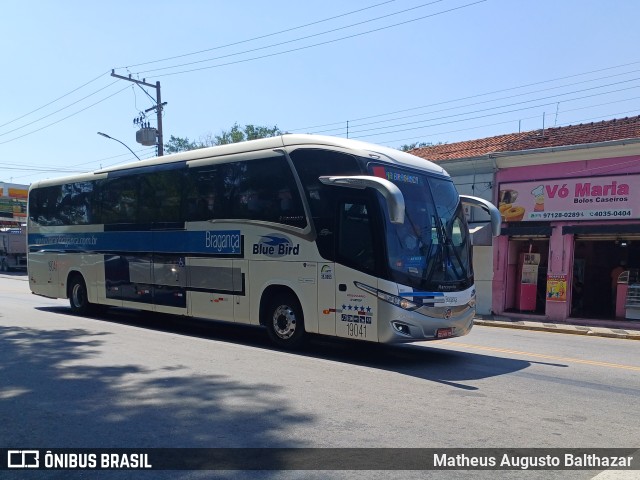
[136,127,157,146]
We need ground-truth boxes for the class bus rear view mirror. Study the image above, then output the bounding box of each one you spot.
[319,175,405,224]
[460,194,502,236]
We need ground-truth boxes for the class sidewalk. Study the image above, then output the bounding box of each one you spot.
[473,314,640,340]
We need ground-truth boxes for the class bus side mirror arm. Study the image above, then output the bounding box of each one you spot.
[459,194,502,236]
[319,175,405,224]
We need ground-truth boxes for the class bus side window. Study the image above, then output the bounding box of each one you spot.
[224,156,307,227]
[29,185,63,226]
[100,176,139,225]
[184,156,305,228]
[289,149,362,259]
[290,150,361,218]
[60,181,95,225]
[139,170,182,224]
[337,201,376,273]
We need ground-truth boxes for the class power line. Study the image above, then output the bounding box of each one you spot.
[0,80,120,137]
[5,3,444,154]
[148,1,487,78]
[118,0,399,70]
[312,69,640,133]
[348,83,640,139]
[288,62,640,132]
[0,85,131,146]
[134,0,447,75]
[9,146,158,181]
[377,98,640,147]
[0,70,110,130]
[2,2,639,184]
[307,84,640,141]
[4,2,402,133]
[4,6,635,157]
[391,114,640,160]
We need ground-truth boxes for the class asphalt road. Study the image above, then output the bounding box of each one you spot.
[1,272,638,480]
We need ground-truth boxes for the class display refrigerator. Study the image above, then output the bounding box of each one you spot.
[516,253,540,311]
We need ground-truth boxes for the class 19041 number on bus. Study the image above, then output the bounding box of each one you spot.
[347,323,367,338]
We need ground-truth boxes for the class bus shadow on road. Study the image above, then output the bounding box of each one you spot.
[37,306,541,391]
[301,340,536,391]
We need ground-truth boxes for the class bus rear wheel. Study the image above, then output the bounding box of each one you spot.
[265,293,306,349]
[69,274,92,315]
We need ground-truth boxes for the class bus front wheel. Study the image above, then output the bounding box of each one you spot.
[265,293,306,349]
[69,275,91,315]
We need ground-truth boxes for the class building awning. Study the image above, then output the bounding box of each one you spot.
[500,224,553,237]
[562,224,640,236]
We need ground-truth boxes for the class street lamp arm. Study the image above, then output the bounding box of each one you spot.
[97,132,141,161]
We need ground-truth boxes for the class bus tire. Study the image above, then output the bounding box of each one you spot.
[69,274,92,315]
[265,293,306,349]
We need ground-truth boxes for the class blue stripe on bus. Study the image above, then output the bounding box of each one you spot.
[397,291,445,298]
[28,230,244,257]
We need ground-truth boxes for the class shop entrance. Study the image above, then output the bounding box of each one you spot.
[571,237,640,319]
[504,238,549,315]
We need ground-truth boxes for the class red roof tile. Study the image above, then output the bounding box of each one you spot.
[410,116,640,161]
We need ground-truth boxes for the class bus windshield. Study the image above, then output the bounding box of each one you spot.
[371,165,472,291]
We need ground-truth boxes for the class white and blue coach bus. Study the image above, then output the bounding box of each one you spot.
[27,135,500,348]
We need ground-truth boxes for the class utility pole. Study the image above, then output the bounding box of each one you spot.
[111,69,166,156]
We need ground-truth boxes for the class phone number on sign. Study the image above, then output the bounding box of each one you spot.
[537,210,632,219]
[589,210,632,218]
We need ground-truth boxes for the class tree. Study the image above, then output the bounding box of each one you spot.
[399,141,446,152]
[164,135,198,154]
[164,123,282,153]
[399,141,431,152]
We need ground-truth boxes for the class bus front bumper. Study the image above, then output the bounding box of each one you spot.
[378,304,475,344]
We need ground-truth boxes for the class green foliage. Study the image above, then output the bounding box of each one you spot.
[399,141,431,152]
[165,123,282,152]
[243,124,281,141]
[164,135,198,154]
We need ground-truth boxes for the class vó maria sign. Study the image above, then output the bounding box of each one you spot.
[498,175,639,222]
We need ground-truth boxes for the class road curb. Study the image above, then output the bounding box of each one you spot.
[473,319,640,340]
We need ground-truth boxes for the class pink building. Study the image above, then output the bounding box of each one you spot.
[412,116,640,323]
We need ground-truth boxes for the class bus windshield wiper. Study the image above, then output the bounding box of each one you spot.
[440,215,465,280]
[421,214,443,285]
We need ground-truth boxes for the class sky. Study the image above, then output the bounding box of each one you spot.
[2,0,640,186]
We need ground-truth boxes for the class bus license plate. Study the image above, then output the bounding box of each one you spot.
[436,328,453,339]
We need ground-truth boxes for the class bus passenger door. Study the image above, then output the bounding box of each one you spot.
[334,198,380,342]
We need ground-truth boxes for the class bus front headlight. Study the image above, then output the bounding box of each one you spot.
[355,282,418,311]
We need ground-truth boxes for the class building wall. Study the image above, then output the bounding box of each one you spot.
[0,182,29,223]
[451,172,495,314]
[473,245,493,315]
[495,153,640,184]
[492,152,640,321]
[451,172,495,224]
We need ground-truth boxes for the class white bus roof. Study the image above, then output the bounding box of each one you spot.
[31,134,447,189]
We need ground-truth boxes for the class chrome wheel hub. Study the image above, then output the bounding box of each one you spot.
[273,305,296,339]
